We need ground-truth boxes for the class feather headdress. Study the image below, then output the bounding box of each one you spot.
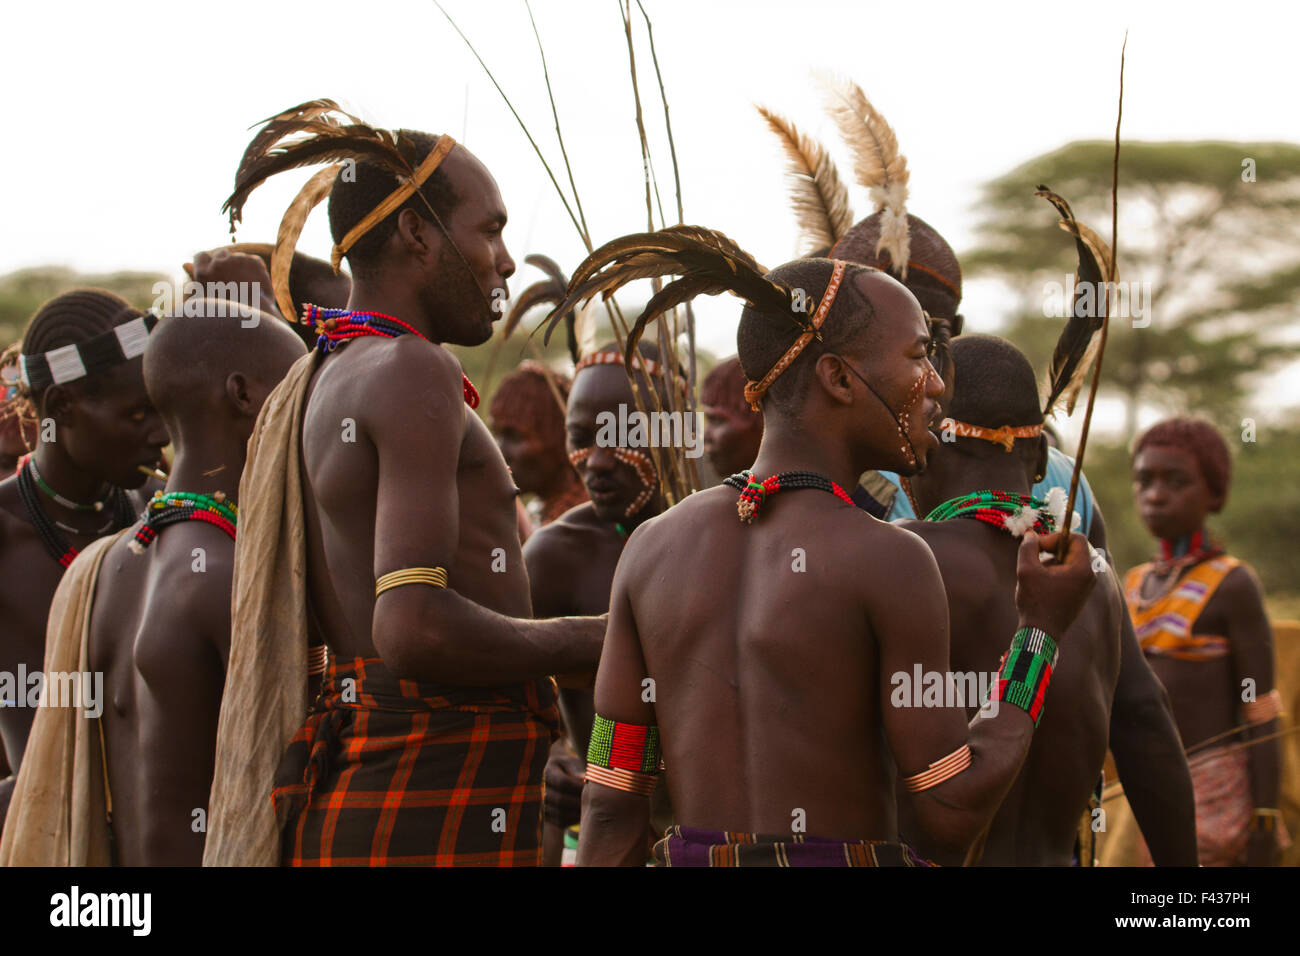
[820,77,911,277]
[543,225,794,376]
[502,254,581,364]
[1036,185,1116,416]
[756,106,854,255]
[222,98,457,322]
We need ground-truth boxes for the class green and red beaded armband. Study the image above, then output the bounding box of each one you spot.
[991,626,1058,726]
[585,714,662,796]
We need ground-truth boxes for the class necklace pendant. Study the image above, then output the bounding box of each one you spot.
[94,501,103,512]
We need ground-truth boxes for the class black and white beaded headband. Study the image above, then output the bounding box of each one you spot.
[19,314,159,391]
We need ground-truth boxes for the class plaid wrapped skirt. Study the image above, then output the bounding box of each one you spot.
[272,657,559,866]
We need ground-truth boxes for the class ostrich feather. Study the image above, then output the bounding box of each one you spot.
[756,105,854,253]
[819,75,911,275]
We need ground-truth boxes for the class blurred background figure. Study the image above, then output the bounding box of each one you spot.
[701,356,763,479]
[490,360,586,533]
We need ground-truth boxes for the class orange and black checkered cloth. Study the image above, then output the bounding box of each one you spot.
[271,656,559,866]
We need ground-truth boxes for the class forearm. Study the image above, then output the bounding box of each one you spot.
[909,708,1034,857]
[376,588,603,685]
[1109,700,1198,866]
[576,782,651,866]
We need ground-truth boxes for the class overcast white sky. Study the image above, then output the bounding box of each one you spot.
[4,0,1297,434]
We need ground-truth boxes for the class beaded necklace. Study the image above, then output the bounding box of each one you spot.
[21,454,118,512]
[924,490,1055,536]
[303,305,480,408]
[723,471,854,525]
[16,459,137,568]
[128,490,238,553]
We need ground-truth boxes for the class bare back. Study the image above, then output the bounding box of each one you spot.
[299,336,530,661]
[620,486,908,841]
[902,518,1121,864]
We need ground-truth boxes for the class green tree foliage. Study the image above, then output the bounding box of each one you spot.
[966,141,1300,440]
[0,267,169,347]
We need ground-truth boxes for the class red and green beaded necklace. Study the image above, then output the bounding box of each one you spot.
[722,471,855,524]
[127,490,238,553]
[924,490,1055,536]
[303,305,480,408]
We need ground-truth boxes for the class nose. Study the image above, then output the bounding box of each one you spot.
[498,244,516,282]
[584,444,619,474]
[924,365,946,400]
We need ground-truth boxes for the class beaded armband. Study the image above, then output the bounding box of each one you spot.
[1242,688,1281,725]
[585,714,662,797]
[990,627,1059,727]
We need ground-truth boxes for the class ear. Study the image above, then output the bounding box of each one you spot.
[225,372,257,418]
[815,352,856,407]
[43,384,76,430]
[395,207,439,264]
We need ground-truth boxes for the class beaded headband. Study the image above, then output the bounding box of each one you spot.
[330,134,457,273]
[941,417,1043,453]
[743,259,846,412]
[19,314,158,391]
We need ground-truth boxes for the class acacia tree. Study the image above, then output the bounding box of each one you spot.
[965,141,1300,439]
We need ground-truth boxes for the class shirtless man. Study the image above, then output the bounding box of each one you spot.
[204,115,604,865]
[897,335,1130,864]
[524,344,673,859]
[1126,417,1287,866]
[86,301,304,865]
[0,290,168,827]
[573,248,1096,865]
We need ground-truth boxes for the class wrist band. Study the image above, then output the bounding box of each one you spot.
[903,744,972,792]
[585,714,661,796]
[1242,688,1281,725]
[990,627,1059,726]
[375,566,448,597]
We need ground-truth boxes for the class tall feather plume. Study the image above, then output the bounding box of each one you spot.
[223,99,418,235]
[756,106,854,254]
[271,165,343,321]
[1036,185,1117,416]
[543,225,791,374]
[502,254,578,363]
[819,76,911,276]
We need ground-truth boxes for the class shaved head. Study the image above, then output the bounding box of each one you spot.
[144,302,306,431]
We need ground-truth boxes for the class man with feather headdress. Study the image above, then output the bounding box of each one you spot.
[202,101,605,866]
[760,82,1195,865]
[541,225,1098,866]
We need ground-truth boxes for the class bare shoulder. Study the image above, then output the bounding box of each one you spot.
[1218,560,1265,604]
[150,526,236,645]
[523,503,603,567]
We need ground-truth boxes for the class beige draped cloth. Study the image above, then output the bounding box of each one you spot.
[203,351,320,866]
[0,532,124,866]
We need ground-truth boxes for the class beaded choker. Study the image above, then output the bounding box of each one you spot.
[723,470,854,524]
[924,490,1056,537]
[1154,529,1221,574]
[302,305,480,409]
[16,459,136,568]
[128,491,238,553]
[19,453,117,512]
